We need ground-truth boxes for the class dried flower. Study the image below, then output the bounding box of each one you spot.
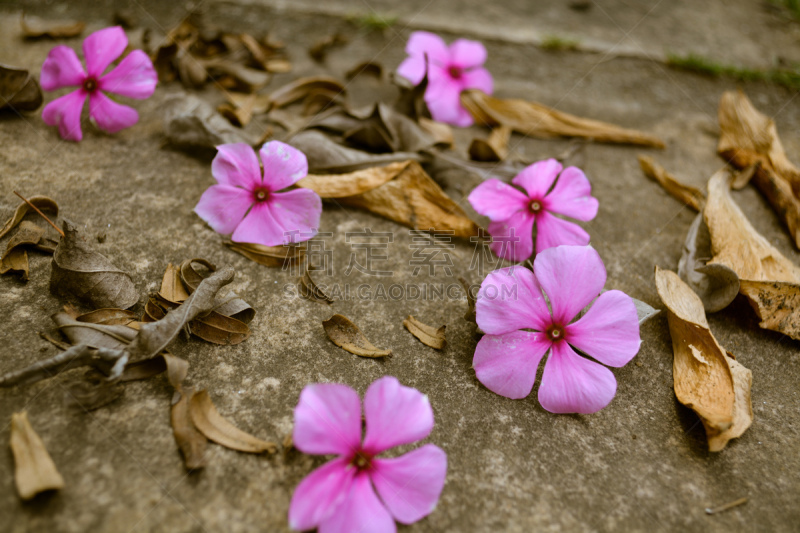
[468,158,598,261]
[397,31,493,127]
[474,245,641,413]
[289,376,447,532]
[195,141,322,247]
[40,26,157,141]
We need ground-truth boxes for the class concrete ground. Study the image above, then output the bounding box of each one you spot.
[1,1,799,531]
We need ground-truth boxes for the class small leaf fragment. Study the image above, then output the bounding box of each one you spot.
[638,155,705,211]
[468,126,511,162]
[162,93,252,149]
[0,64,43,112]
[631,297,660,325]
[655,267,753,452]
[10,412,65,500]
[159,262,190,304]
[322,314,392,358]
[267,76,345,109]
[403,315,446,350]
[189,390,276,453]
[298,268,333,304]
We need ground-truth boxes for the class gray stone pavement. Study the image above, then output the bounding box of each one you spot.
[1,2,799,532]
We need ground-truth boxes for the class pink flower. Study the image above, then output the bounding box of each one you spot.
[397,31,493,127]
[468,158,598,262]
[474,245,641,413]
[195,141,322,247]
[40,26,157,141]
[289,376,447,533]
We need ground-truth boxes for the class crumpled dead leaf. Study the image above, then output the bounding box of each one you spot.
[461,89,665,148]
[189,390,276,453]
[1,221,45,280]
[10,412,64,500]
[162,94,252,149]
[298,160,479,237]
[638,155,705,211]
[268,76,345,110]
[403,315,446,350]
[655,267,753,452]
[164,354,207,469]
[309,34,349,62]
[678,213,739,313]
[225,240,306,268]
[0,64,43,112]
[289,130,421,173]
[717,90,800,247]
[323,314,392,358]
[0,195,58,240]
[50,220,138,309]
[298,268,333,304]
[20,14,85,39]
[468,126,511,162]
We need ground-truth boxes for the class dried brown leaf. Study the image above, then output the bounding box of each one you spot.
[10,412,64,500]
[468,126,511,162]
[309,34,348,62]
[638,155,705,211]
[218,92,258,127]
[268,76,345,109]
[225,240,306,268]
[346,61,383,80]
[162,94,252,149]
[203,60,270,92]
[20,14,84,38]
[0,64,43,112]
[159,262,190,304]
[172,386,207,469]
[322,314,392,358]
[1,221,44,280]
[289,130,421,173]
[53,311,139,351]
[298,268,333,304]
[190,311,251,345]
[654,267,753,451]
[460,89,665,148]
[418,118,453,148]
[66,379,124,411]
[403,315,446,350]
[299,161,479,237]
[189,389,276,453]
[0,195,57,240]
[458,277,477,323]
[76,308,139,327]
[178,258,254,323]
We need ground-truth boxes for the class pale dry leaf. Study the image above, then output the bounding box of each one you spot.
[20,15,84,38]
[638,155,705,211]
[322,314,392,358]
[189,390,277,453]
[460,89,665,148]
[10,412,65,500]
[403,315,446,350]
[654,267,753,452]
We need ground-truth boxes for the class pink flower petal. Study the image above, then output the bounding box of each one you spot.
[99,50,157,99]
[83,26,127,78]
[231,202,285,246]
[474,331,550,399]
[424,79,473,127]
[289,457,355,532]
[194,184,253,235]
[534,211,591,252]
[211,143,262,189]
[362,376,433,455]
[40,45,85,91]
[371,444,447,524]
[460,67,493,94]
[42,89,86,142]
[318,472,396,533]
[538,341,617,414]
[467,178,528,221]
[259,141,309,191]
[266,189,322,243]
[405,31,449,64]
[396,56,428,85]
[533,245,606,324]
[476,266,551,335]
[544,166,598,221]
[512,159,563,199]
[88,91,138,133]
[487,214,534,262]
[566,290,641,367]
[293,383,362,456]
[449,38,487,69]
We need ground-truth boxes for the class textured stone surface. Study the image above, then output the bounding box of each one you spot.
[1,2,799,532]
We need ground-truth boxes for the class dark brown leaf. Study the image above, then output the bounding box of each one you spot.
[164,354,207,469]
[158,262,190,304]
[298,268,333,304]
[403,315,446,350]
[0,221,44,280]
[322,314,392,358]
[190,311,250,345]
[189,390,277,453]
[50,220,138,309]
[20,14,85,38]
[0,195,57,240]
[0,64,43,112]
[10,412,64,500]
[468,126,511,162]
[267,76,346,109]
[178,259,255,323]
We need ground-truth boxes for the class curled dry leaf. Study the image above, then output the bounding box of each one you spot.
[346,61,383,80]
[178,258,255,323]
[298,268,333,304]
[53,311,138,351]
[20,14,85,38]
[322,314,392,358]
[159,262,190,304]
[289,130,421,173]
[309,33,349,62]
[678,213,739,313]
[655,267,753,452]
[0,64,43,112]
[162,94,252,149]
[268,76,346,110]
[418,117,453,148]
[164,354,207,469]
[638,155,705,212]
[298,160,479,237]
[717,90,800,247]
[10,412,65,500]
[225,240,306,268]
[0,195,58,240]
[705,170,800,338]
[468,126,511,162]
[189,390,277,453]
[403,315,446,350]
[1,221,44,280]
[460,89,665,148]
[50,220,138,309]
[76,308,139,327]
